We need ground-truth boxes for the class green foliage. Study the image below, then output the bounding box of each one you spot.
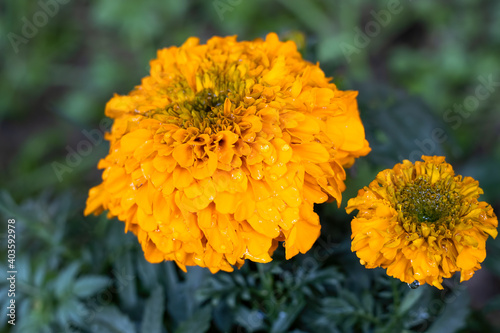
[1,0,499,332]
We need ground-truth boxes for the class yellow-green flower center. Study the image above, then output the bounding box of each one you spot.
[153,67,249,132]
[395,177,461,232]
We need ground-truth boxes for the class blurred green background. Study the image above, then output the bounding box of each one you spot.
[1,0,499,332]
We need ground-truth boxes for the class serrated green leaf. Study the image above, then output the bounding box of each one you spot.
[174,306,211,333]
[140,284,165,333]
[73,275,111,298]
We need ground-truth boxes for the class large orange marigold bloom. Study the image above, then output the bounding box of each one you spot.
[85,33,370,272]
[347,156,498,289]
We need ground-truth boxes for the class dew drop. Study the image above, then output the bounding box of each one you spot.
[408,280,420,289]
[281,144,290,152]
[261,144,270,152]
[231,170,243,181]
[269,174,278,181]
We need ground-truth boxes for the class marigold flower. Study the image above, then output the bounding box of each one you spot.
[85,33,370,272]
[347,156,498,289]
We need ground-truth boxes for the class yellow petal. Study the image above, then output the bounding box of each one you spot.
[121,129,152,153]
[291,142,329,163]
[172,144,194,167]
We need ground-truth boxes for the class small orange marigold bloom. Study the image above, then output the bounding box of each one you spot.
[85,33,370,272]
[346,156,498,289]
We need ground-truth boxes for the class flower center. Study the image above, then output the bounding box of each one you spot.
[395,176,461,234]
[159,68,248,132]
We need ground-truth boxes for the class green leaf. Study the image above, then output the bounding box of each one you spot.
[270,298,306,333]
[276,0,333,36]
[234,306,265,333]
[0,190,36,227]
[137,252,159,290]
[338,289,362,309]
[321,297,356,316]
[114,251,137,311]
[212,301,233,332]
[33,263,48,287]
[426,288,470,333]
[140,284,165,333]
[91,306,136,333]
[55,298,87,328]
[361,291,374,315]
[398,286,425,315]
[174,306,211,333]
[54,262,81,298]
[73,275,111,298]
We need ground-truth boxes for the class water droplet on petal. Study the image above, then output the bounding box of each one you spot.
[231,170,243,181]
[408,280,420,289]
[269,174,278,181]
[281,144,290,152]
[261,144,269,152]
